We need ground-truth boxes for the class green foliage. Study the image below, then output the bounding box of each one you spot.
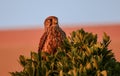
[10,29,120,76]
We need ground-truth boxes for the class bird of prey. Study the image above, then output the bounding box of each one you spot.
[38,16,66,54]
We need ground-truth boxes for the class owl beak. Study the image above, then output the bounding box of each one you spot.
[54,20,58,24]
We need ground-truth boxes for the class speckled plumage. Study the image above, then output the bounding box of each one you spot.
[38,16,66,54]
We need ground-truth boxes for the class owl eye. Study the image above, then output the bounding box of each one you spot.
[44,20,51,27]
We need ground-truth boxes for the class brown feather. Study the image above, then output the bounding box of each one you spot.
[38,32,48,52]
[38,16,66,54]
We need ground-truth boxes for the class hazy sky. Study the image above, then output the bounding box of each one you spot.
[0,0,120,29]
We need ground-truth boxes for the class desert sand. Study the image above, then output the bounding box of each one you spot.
[0,24,120,76]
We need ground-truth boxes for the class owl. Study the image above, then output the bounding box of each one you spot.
[38,16,66,54]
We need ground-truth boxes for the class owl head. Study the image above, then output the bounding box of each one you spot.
[44,16,59,31]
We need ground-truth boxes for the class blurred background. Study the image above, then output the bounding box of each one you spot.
[0,0,120,30]
[0,0,120,76]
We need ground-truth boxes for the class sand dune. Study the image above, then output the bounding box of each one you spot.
[0,24,120,76]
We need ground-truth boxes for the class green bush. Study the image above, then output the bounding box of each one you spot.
[10,29,120,76]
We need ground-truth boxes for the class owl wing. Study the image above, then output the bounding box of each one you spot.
[38,32,48,52]
[59,27,66,38]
